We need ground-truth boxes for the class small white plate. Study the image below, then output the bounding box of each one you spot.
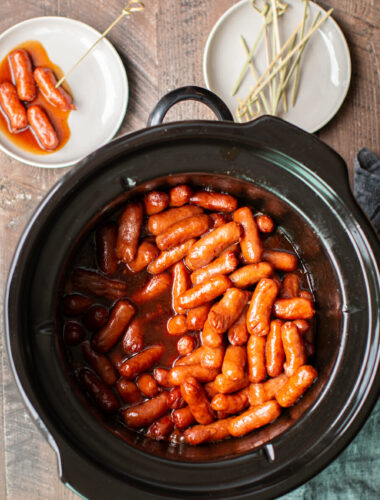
[203,0,351,132]
[0,17,128,168]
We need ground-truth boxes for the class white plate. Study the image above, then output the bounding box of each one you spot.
[0,17,128,168]
[203,0,351,132]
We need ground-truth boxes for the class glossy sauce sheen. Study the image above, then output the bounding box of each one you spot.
[59,189,316,445]
[0,40,72,154]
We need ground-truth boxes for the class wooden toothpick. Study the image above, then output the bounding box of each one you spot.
[237,8,332,115]
[55,1,145,88]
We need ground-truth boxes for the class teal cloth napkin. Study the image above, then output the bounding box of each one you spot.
[280,400,380,499]
[281,148,380,498]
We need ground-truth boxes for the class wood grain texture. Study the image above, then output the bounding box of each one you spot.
[0,1,378,499]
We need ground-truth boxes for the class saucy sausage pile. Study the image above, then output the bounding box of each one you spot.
[60,186,317,445]
[0,47,75,151]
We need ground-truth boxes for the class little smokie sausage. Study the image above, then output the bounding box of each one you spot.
[131,273,171,303]
[147,239,196,275]
[178,345,223,370]
[233,207,263,263]
[9,49,36,101]
[266,319,285,377]
[281,321,307,376]
[299,290,313,301]
[201,318,224,348]
[204,380,219,399]
[79,368,119,413]
[208,288,249,334]
[293,319,310,334]
[190,191,237,212]
[153,367,173,388]
[200,345,225,369]
[122,316,145,354]
[227,308,249,346]
[169,185,193,207]
[33,67,75,110]
[187,303,211,330]
[222,345,246,381]
[82,307,109,331]
[185,222,241,270]
[213,374,250,394]
[177,275,231,309]
[228,400,281,437]
[119,345,165,379]
[229,262,273,289]
[27,105,59,150]
[92,300,135,353]
[82,341,117,385]
[263,250,298,272]
[147,414,174,440]
[180,376,215,424]
[276,365,317,407]
[116,378,141,404]
[256,214,274,233]
[172,261,191,314]
[62,294,92,316]
[127,240,159,273]
[167,315,188,335]
[168,365,219,386]
[136,373,159,398]
[280,273,300,299]
[190,250,238,285]
[116,202,143,264]
[148,205,203,235]
[184,417,235,445]
[105,347,126,370]
[173,405,195,429]
[63,321,85,346]
[211,387,250,413]
[249,374,288,406]
[156,214,211,250]
[123,391,169,428]
[273,298,315,320]
[210,213,229,228]
[72,268,128,300]
[247,278,279,336]
[167,387,185,410]
[247,334,267,383]
[143,191,169,215]
[177,335,195,356]
[96,223,118,275]
[176,347,203,366]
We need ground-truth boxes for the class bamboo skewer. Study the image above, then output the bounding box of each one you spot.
[292,0,309,106]
[240,20,304,105]
[271,0,283,113]
[270,7,277,113]
[240,36,271,114]
[273,11,321,112]
[232,4,271,96]
[264,21,273,113]
[55,1,145,88]
[275,31,297,114]
[237,8,333,117]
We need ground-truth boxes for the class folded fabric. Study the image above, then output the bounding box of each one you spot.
[354,147,380,234]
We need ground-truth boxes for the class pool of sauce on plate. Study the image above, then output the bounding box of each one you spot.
[0,39,73,154]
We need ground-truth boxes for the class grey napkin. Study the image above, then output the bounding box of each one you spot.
[354,147,380,234]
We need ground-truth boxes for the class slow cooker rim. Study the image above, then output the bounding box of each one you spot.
[4,117,380,499]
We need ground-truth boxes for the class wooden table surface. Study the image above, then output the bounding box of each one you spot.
[0,1,378,498]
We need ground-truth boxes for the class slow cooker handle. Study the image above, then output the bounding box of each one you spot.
[147,86,234,126]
